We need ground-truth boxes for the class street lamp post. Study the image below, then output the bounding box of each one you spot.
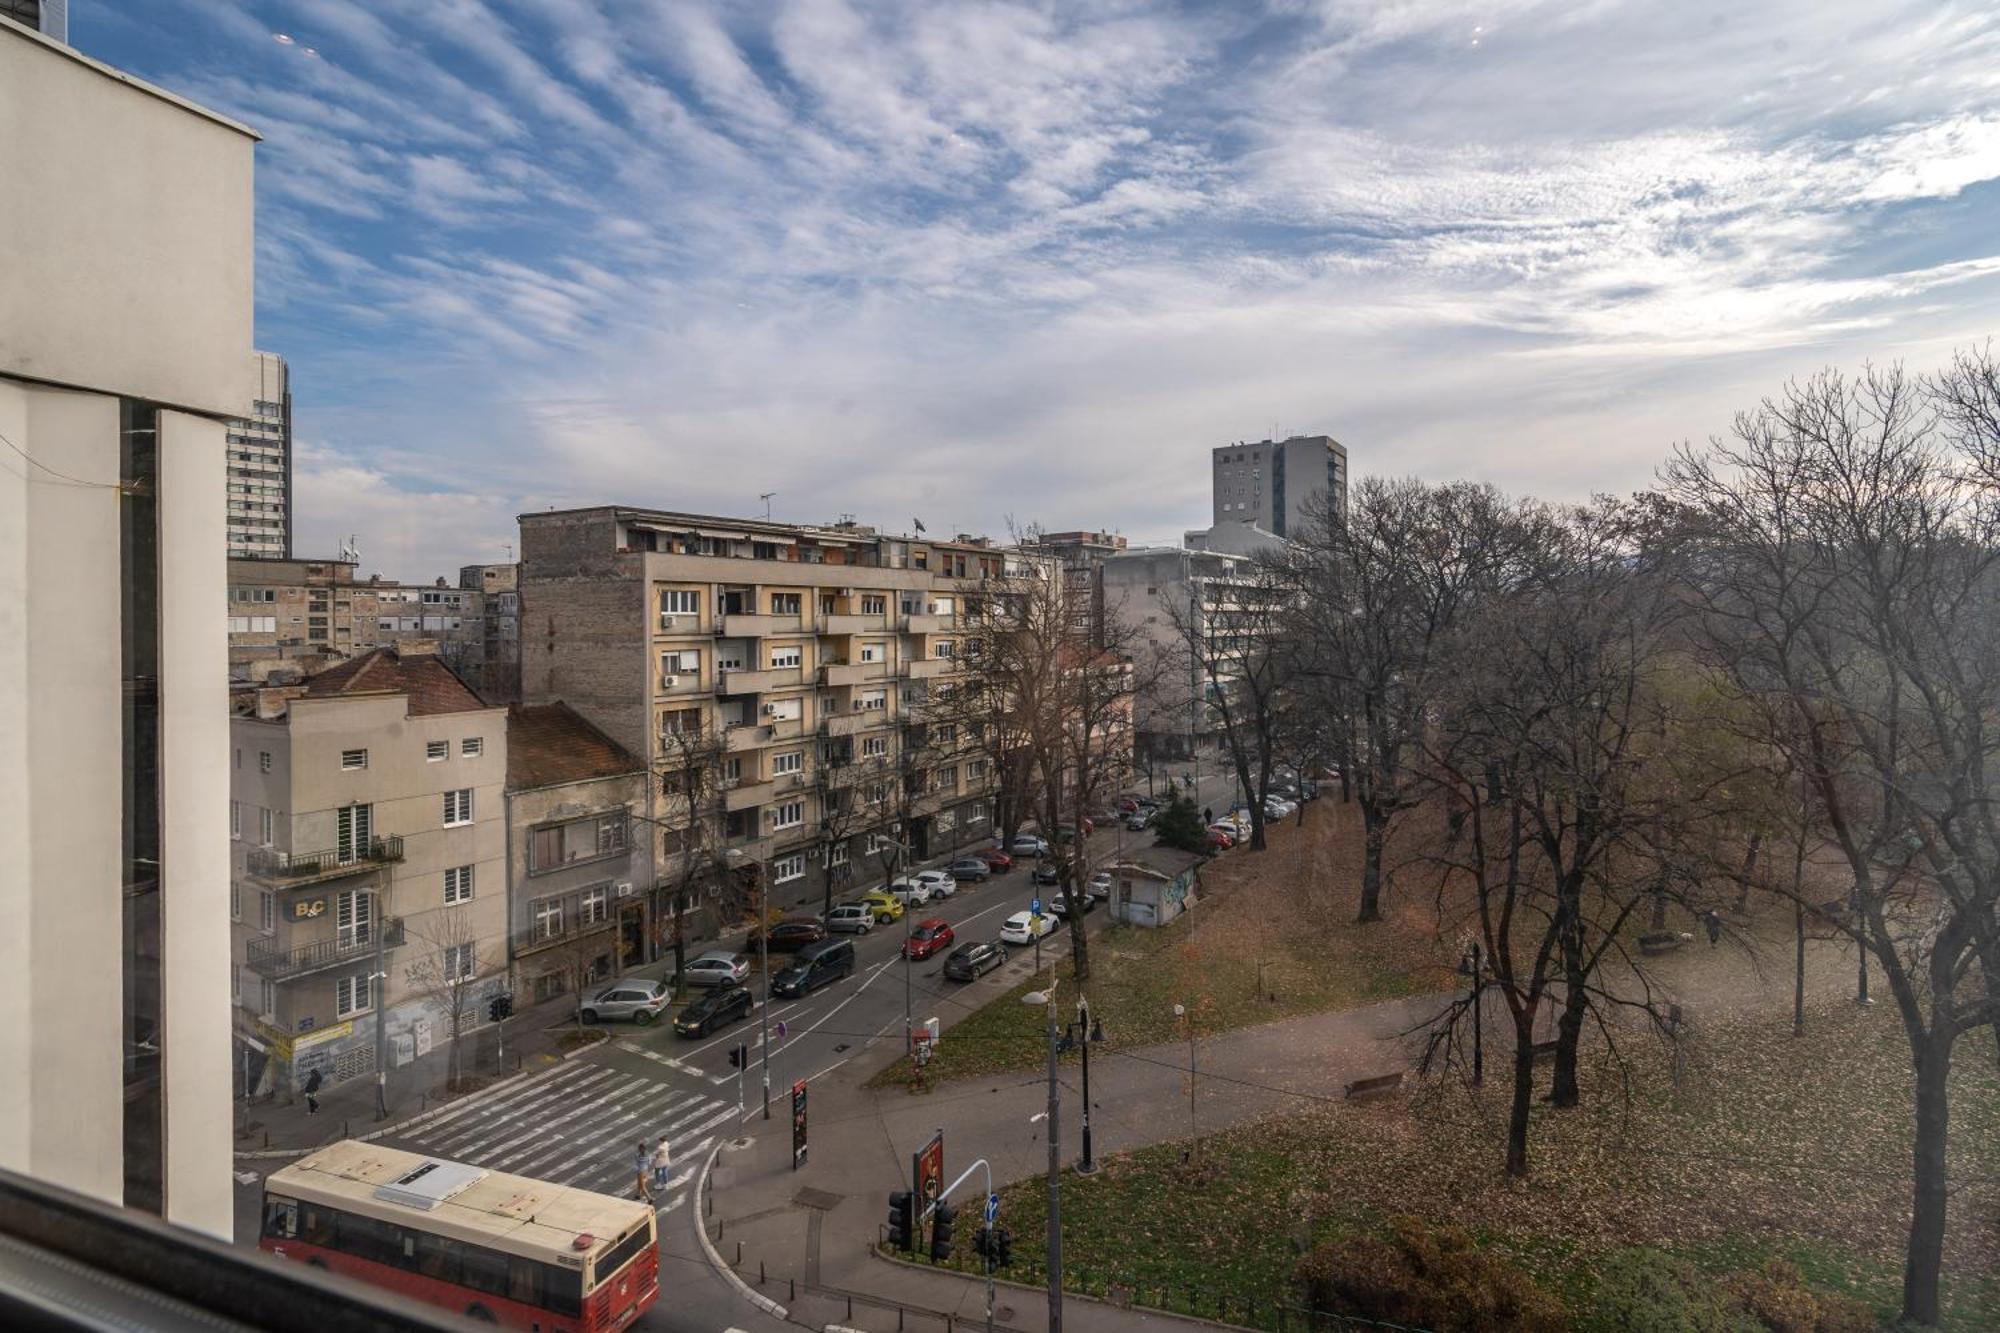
[756,864,771,1120]
[1458,940,1483,1086]
[1173,1001,1196,1152]
[1025,983,1064,1333]
[1074,996,1103,1175]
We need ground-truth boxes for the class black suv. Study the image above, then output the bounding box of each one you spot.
[674,983,753,1038]
[942,940,1007,982]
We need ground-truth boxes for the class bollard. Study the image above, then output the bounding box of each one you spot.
[735,1240,742,1266]
[262,1131,270,1149]
[759,1260,765,1285]
[846,1296,853,1321]
[898,1309,905,1332]
[789,1278,795,1302]
[946,1316,953,1333]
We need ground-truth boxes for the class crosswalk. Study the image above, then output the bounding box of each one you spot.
[388,1059,735,1215]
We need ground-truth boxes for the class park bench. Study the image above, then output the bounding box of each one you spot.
[1639,931,1688,956]
[1342,1071,1405,1101]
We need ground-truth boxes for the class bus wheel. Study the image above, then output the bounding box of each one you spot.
[306,1258,328,1270]
[464,1304,496,1322]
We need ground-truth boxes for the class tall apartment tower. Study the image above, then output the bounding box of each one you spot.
[2,13,253,1238]
[1210,434,1348,540]
[0,0,66,42]
[226,350,292,558]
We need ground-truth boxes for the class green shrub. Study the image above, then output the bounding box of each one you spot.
[1579,1249,1760,1333]
[1727,1260,1880,1333]
[1152,795,1207,853]
[1293,1215,1565,1333]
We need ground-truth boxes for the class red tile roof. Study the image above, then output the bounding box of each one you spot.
[301,646,489,716]
[507,703,643,791]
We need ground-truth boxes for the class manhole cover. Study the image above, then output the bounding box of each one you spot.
[728,1137,755,1150]
[793,1187,842,1211]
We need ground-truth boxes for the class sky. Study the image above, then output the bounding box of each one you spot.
[83,0,2000,581]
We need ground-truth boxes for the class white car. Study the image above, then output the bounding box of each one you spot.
[887,879,931,907]
[914,869,956,898]
[1264,799,1296,820]
[1009,834,1050,858]
[1000,910,1056,945]
[1086,871,1113,901]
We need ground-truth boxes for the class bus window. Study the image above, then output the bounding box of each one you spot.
[506,1256,543,1306]
[300,1204,334,1247]
[262,1197,298,1240]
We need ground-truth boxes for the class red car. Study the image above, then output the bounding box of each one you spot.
[1204,827,1235,851]
[904,919,956,960]
[978,847,1015,872]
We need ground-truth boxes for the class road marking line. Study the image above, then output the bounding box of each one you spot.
[406,1060,604,1139]
[506,1088,701,1179]
[425,1066,626,1155]
[456,1073,656,1162]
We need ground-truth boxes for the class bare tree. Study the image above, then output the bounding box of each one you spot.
[1659,353,2000,1326]
[402,910,492,1092]
[654,723,729,989]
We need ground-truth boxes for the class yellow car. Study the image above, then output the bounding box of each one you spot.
[856,891,905,923]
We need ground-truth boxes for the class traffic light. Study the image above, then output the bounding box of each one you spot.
[994,1226,1014,1268]
[929,1200,956,1262]
[971,1226,992,1262]
[886,1190,916,1252]
[486,993,513,1023]
[728,1043,746,1069]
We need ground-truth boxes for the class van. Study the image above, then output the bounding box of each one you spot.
[772,938,856,997]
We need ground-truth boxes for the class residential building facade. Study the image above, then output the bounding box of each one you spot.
[1210,434,1348,539]
[1,13,251,1237]
[225,350,291,559]
[504,703,651,1003]
[518,509,1009,924]
[460,562,521,703]
[230,647,510,1098]
[1100,545,1256,764]
[226,558,495,692]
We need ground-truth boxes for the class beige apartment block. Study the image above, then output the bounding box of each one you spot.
[519,509,1010,922]
[230,646,509,1097]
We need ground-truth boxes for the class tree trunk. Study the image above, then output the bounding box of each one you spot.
[1506,1018,1536,1178]
[1549,914,1587,1108]
[1356,802,1386,922]
[1485,760,1503,804]
[1792,900,1806,1038]
[671,888,686,995]
[1902,1035,1950,1327]
[1735,832,1763,912]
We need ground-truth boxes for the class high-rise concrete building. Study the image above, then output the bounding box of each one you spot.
[225,351,292,559]
[0,0,65,42]
[1210,434,1348,540]
[1,13,253,1238]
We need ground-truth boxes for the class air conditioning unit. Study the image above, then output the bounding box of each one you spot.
[615,881,635,898]
[762,703,778,715]
[660,614,678,629]
[661,675,679,688]
[852,699,865,710]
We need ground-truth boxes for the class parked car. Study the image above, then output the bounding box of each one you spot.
[826,904,876,934]
[750,917,828,952]
[682,951,750,989]
[948,856,992,882]
[903,918,957,960]
[772,939,856,998]
[1204,827,1236,851]
[1009,834,1050,858]
[857,891,905,923]
[1087,871,1113,901]
[1300,779,1321,801]
[1031,861,1061,886]
[579,978,671,1025]
[978,847,1015,872]
[942,940,1008,982]
[1054,820,1095,844]
[914,869,956,898]
[674,983,753,1038]
[1116,795,1144,814]
[1050,891,1096,917]
[1000,911,1056,945]
[1123,810,1152,831]
[1264,799,1296,820]
[885,879,931,908]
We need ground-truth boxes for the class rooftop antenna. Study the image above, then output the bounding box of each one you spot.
[504,542,513,562]
[759,492,776,521]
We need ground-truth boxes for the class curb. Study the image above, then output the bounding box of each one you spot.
[232,1050,573,1161]
[869,1244,1251,1333]
[696,1143,789,1321]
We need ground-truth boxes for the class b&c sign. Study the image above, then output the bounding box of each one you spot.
[791,1079,808,1170]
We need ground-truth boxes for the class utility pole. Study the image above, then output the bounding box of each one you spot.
[373,882,388,1120]
[757,864,772,1120]
[1076,995,1099,1175]
[1044,991,1063,1333]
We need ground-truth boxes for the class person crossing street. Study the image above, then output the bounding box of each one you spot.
[632,1140,653,1204]
[649,1136,672,1198]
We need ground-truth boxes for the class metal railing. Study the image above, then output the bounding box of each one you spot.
[244,917,404,980]
[246,836,403,880]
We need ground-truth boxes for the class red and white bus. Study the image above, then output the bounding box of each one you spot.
[261,1140,658,1331]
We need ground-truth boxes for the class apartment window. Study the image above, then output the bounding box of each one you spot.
[257,890,275,934]
[259,806,274,847]
[661,649,700,681]
[444,865,475,904]
[427,740,449,761]
[231,962,242,1007]
[935,724,957,744]
[969,803,988,824]
[938,765,959,789]
[861,595,886,615]
[931,596,955,616]
[859,691,886,711]
[772,801,804,830]
[335,972,373,1018]
[533,897,565,940]
[862,736,887,758]
[766,697,803,722]
[335,887,373,948]
[660,707,702,736]
[828,843,850,867]
[774,854,806,884]
[770,646,801,669]
[462,737,483,758]
[580,885,609,925]
[936,810,957,833]
[968,759,988,780]
[770,593,801,615]
[259,750,272,773]
[860,642,884,662]
[529,814,628,871]
[230,879,241,922]
[444,943,475,981]
[865,781,890,806]
[934,640,955,658]
[773,751,803,775]
[721,757,743,783]
[659,588,699,620]
[260,979,277,1021]
[340,748,368,770]
[230,801,241,840]
[443,788,474,826]
[335,802,370,860]
[901,598,922,615]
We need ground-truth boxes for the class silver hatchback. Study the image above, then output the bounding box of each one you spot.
[683,950,751,989]
[579,978,671,1025]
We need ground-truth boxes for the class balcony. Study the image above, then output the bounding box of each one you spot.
[821,613,885,635]
[820,661,893,687]
[772,770,812,795]
[724,779,775,812]
[718,612,798,638]
[244,917,405,981]
[904,658,951,679]
[722,835,775,867]
[722,721,768,752]
[900,612,943,634]
[245,836,404,885]
[511,916,618,959]
[657,672,705,696]
[720,666,806,694]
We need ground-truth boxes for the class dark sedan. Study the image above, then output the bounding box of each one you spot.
[942,940,1008,982]
[674,983,753,1038]
[751,917,828,952]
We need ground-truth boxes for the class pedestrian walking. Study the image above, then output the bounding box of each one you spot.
[1703,908,1722,947]
[633,1140,653,1203]
[1203,806,1213,827]
[301,1066,322,1116]
[649,1136,672,1196]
